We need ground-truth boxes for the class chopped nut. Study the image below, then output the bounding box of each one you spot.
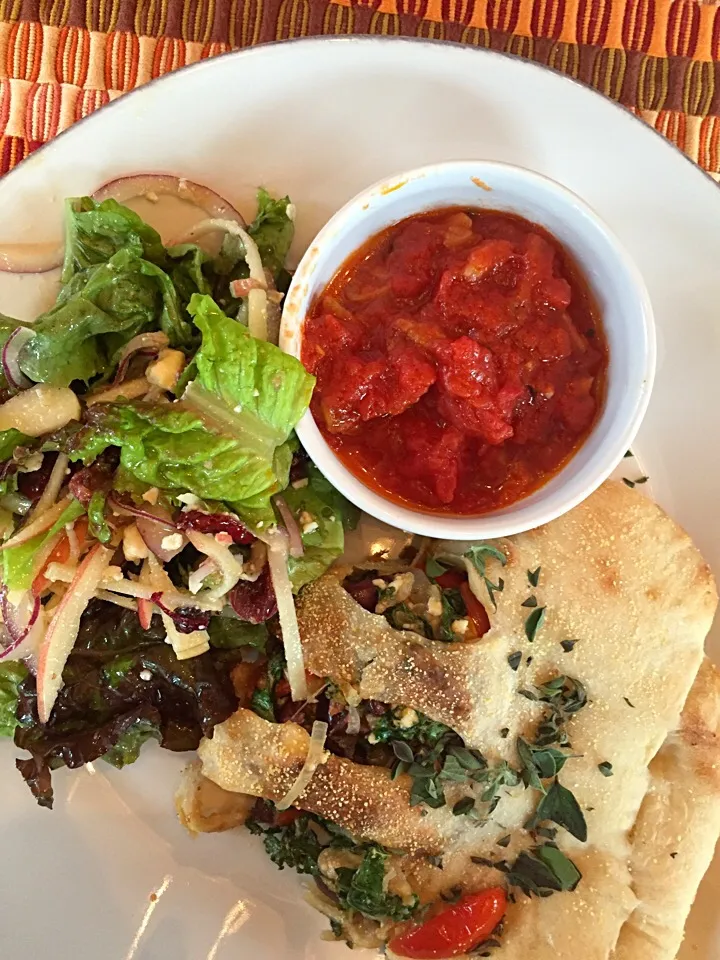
[161,533,184,552]
[142,487,160,505]
[123,524,149,562]
[146,348,186,391]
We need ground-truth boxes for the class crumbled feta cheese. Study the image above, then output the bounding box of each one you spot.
[367,732,378,745]
[161,533,184,552]
[291,478,309,489]
[256,521,264,528]
[142,487,160,505]
[396,707,419,729]
[451,618,469,636]
[286,203,296,222]
[302,520,319,535]
[253,388,260,397]
[372,579,388,589]
[106,565,124,582]
[177,493,201,508]
[234,404,243,413]
[427,586,443,618]
[139,669,153,681]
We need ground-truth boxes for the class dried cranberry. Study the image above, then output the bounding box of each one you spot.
[150,593,211,634]
[17,453,58,504]
[175,510,254,544]
[343,577,378,611]
[69,463,113,505]
[289,446,310,484]
[229,567,277,624]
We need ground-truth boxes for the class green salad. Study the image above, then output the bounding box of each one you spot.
[0,186,356,808]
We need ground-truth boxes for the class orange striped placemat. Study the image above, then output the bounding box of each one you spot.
[0,0,718,180]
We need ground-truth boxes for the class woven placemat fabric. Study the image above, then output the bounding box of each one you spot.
[0,0,718,178]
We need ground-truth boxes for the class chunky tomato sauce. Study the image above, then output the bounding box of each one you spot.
[302,208,608,515]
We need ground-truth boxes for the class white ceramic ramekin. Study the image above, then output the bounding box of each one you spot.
[280,161,655,539]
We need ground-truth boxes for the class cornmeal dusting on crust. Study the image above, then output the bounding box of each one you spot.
[195,482,719,960]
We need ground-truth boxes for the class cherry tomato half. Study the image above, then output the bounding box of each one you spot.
[388,887,507,959]
[434,567,466,590]
[459,582,491,639]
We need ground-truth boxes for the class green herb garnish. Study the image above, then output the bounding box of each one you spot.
[528,566,541,587]
[524,606,546,642]
[598,761,613,777]
[525,779,588,842]
[464,544,506,610]
[508,651,522,672]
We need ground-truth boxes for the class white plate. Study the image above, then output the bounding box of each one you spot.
[0,36,718,960]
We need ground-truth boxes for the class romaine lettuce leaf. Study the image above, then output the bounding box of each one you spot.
[188,293,314,440]
[0,661,27,737]
[68,403,287,511]
[19,248,193,386]
[248,188,295,284]
[282,466,357,592]
[61,196,166,282]
[63,297,314,523]
[2,498,85,591]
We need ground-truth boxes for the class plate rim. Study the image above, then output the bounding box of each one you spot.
[3,34,719,199]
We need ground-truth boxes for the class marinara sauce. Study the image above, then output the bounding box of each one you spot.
[301,208,608,515]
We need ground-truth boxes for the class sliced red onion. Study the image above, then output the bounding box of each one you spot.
[130,502,186,562]
[2,327,34,391]
[175,510,254,544]
[92,175,246,227]
[0,241,63,275]
[136,515,186,563]
[274,496,304,558]
[149,592,210,633]
[0,587,41,661]
[107,492,177,530]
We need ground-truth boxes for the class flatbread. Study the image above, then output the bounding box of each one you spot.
[197,481,719,958]
[612,658,720,960]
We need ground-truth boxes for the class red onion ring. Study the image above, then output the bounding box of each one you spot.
[0,587,40,660]
[92,175,246,227]
[0,241,64,275]
[2,327,34,391]
[274,496,304,559]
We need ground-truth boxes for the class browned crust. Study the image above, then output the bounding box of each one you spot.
[198,709,457,854]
